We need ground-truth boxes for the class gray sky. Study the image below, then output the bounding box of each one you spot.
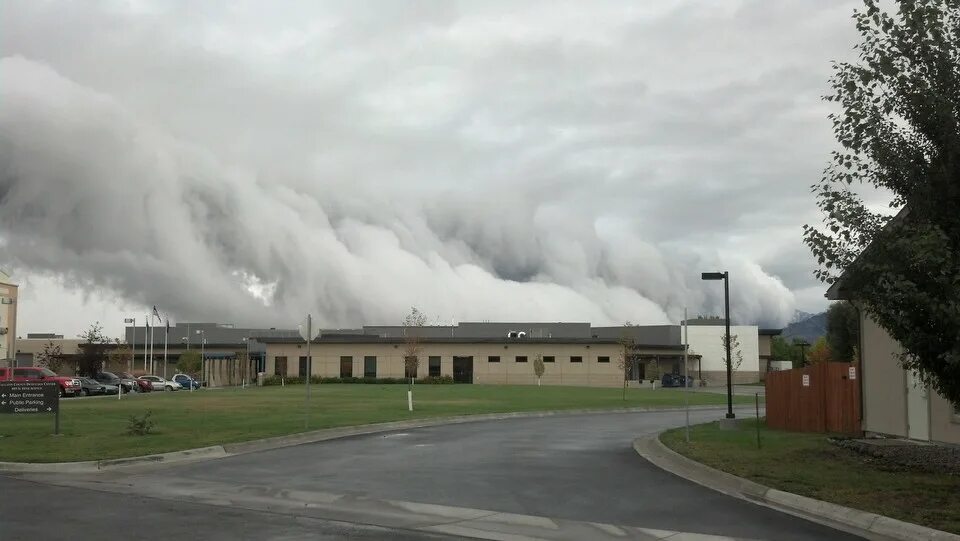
[0,0,876,339]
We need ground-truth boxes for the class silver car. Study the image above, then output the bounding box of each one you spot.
[138,375,182,391]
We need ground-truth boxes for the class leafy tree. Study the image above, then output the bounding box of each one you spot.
[36,341,64,374]
[721,333,743,372]
[771,336,804,368]
[108,339,133,373]
[177,350,202,378]
[533,354,546,387]
[77,322,110,377]
[809,337,834,364]
[616,322,635,400]
[826,301,860,362]
[804,0,960,405]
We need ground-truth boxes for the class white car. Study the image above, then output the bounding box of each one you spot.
[138,375,182,391]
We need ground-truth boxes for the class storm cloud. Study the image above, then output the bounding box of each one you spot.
[0,1,863,334]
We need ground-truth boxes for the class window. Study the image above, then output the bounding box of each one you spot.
[570,356,583,363]
[516,356,528,363]
[298,356,310,378]
[429,356,441,377]
[598,356,610,363]
[404,356,418,379]
[543,356,555,363]
[274,356,287,376]
[340,356,353,378]
[488,356,500,363]
[364,356,377,378]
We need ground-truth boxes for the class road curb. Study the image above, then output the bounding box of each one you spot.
[632,432,960,541]
[1,404,727,473]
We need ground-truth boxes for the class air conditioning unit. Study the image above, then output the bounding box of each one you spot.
[0,298,14,305]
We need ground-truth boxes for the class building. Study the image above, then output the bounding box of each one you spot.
[257,321,763,387]
[828,272,960,445]
[13,334,84,368]
[758,328,785,380]
[0,270,18,367]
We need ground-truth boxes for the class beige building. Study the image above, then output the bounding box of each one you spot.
[828,282,960,445]
[0,270,18,367]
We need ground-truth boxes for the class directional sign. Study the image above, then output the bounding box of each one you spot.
[0,382,60,414]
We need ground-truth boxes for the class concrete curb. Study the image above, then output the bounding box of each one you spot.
[632,432,960,541]
[1,404,726,473]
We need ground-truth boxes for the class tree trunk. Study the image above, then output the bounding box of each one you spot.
[537,377,541,387]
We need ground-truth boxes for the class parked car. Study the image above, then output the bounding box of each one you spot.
[172,373,201,390]
[660,373,693,388]
[93,371,137,393]
[0,367,82,397]
[138,375,181,391]
[77,377,108,396]
[117,372,152,392]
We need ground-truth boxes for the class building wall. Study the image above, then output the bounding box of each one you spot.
[0,277,18,364]
[263,342,646,388]
[685,325,760,384]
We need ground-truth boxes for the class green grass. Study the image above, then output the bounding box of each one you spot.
[0,384,750,463]
[661,420,960,535]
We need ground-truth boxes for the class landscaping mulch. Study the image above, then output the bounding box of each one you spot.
[830,437,960,475]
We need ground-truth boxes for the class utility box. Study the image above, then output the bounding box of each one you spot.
[257,372,265,387]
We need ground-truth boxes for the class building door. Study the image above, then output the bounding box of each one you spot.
[906,370,930,441]
[340,356,353,378]
[452,356,473,383]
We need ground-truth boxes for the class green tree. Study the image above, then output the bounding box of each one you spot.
[177,350,202,378]
[809,337,834,364]
[77,322,110,377]
[108,339,134,373]
[771,336,803,368]
[803,0,960,405]
[826,301,860,362]
[533,354,546,387]
[616,322,635,400]
[720,333,743,373]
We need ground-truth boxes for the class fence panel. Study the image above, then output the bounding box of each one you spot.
[764,363,860,435]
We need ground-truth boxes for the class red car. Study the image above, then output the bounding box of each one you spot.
[117,372,153,392]
[0,367,82,397]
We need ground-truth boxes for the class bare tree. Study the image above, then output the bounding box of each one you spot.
[533,354,545,387]
[107,339,133,373]
[402,307,427,410]
[37,341,64,374]
[616,322,635,400]
[720,333,743,373]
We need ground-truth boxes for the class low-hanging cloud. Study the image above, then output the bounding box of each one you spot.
[0,1,862,330]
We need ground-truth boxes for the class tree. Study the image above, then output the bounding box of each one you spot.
[803,0,960,405]
[616,322,635,400]
[36,341,64,374]
[107,339,133,373]
[177,350,202,378]
[402,307,426,410]
[809,337,834,364]
[77,322,110,377]
[771,336,805,369]
[826,301,860,362]
[533,354,546,387]
[721,333,743,373]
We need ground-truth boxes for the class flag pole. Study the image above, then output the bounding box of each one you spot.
[150,319,155,374]
[143,315,149,372]
[163,319,169,381]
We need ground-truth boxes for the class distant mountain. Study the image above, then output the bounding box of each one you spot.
[790,310,815,324]
[781,311,827,344]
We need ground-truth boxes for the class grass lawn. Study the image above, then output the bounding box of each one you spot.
[661,420,960,535]
[0,384,751,463]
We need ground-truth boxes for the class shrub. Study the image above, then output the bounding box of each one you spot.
[126,411,155,436]
[262,375,456,385]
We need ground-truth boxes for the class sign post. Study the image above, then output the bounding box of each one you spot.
[298,314,322,430]
[0,381,61,435]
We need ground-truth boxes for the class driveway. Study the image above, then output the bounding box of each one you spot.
[2,408,859,540]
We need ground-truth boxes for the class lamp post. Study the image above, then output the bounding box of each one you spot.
[124,318,136,374]
[796,340,810,367]
[701,271,734,419]
[196,329,206,388]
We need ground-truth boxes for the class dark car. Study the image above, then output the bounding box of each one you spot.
[77,377,108,396]
[661,373,693,388]
[94,371,137,393]
[115,372,152,392]
[173,374,201,390]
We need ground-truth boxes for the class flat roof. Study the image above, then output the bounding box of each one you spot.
[255,335,686,350]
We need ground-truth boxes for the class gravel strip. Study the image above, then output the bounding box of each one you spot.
[830,437,960,475]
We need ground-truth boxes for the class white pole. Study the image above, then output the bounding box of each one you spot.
[407,389,413,412]
[149,319,155,374]
[305,314,312,429]
[163,320,168,381]
[143,316,149,373]
[684,307,690,443]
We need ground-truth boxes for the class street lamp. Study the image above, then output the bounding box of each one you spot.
[796,340,810,367]
[124,318,136,373]
[196,329,206,387]
[701,271,735,419]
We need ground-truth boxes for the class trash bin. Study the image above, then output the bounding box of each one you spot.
[257,372,265,387]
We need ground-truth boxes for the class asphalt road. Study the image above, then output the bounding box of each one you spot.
[1,408,861,540]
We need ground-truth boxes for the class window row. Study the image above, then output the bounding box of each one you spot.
[273,354,611,377]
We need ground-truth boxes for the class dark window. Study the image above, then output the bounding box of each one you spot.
[340,356,353,378]
[488,356,500,363]
[404,356,418,379]
[429,356,441,377]
[298,356,310,377]
[598,356,610,363]
[274,356,287,376]
[543,356,555,363]
[516,356,528,363]
[364,356,377,378]
[570,356,583,363]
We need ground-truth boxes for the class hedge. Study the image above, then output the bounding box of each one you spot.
[261,375,455,386]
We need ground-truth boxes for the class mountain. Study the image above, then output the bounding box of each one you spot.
[781,311,827,344]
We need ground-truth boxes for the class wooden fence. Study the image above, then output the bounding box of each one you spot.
[765,362,861,435]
